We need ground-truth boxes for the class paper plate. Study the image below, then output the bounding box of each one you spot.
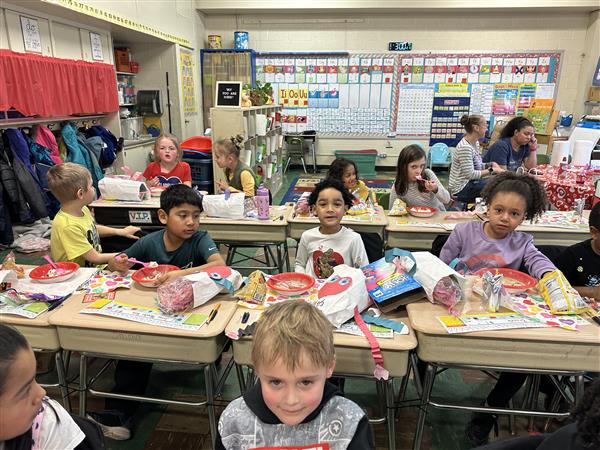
[474,267,537,292]
[267,272,315,295]
[29,262,79,283]
[150,187,166,197]
[132,265,179,288]
[407,206,438,218]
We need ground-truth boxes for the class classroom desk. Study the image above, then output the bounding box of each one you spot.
[225,307,417,450]
[48,286,237,448]
[406,301,600,450]
[1,301,70,409]
[287,205,389,240]
[385,210,590,250]
[90,199,292,272]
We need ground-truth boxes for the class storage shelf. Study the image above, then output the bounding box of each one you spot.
[119,103,136,106]
[0,113,108,129]
[116,71,136,76]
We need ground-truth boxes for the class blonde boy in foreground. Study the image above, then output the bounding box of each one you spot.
[216,301,374,450]
[48,163,137,269]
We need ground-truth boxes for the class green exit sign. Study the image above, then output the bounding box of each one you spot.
[388,42,413,51]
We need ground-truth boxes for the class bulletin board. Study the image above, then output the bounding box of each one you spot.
[254,51,561,141]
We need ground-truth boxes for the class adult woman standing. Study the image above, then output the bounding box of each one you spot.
[448,114,503,202]
[483,117,538,171]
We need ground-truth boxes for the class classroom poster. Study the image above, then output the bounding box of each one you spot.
[429,83,471,145]
[179,48,197,115]
[469,84,494,120]
[492,83,519,115]
[395,84,435,135]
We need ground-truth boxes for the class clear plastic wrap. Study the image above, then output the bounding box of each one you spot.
[156,277,194,314]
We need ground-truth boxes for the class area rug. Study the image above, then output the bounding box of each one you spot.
[279,176,394,207]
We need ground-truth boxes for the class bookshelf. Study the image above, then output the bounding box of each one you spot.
[209,105,283,195]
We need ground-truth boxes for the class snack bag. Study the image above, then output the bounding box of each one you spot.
[481,271,510,312]
[538,270,589,315]
[156,277,194,314]
[388,198,408,216]
[235,270,267,307]
[0,252,25,279]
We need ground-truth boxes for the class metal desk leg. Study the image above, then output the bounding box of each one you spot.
[413,363,437,450]
[385,378,396,450]
[55,351,70,412]
[79,354,88,417]
[205,363,217,450]
[575,374,584,404]
[283,239,291,272]
[311,141,317,173]
[235,363,246,394]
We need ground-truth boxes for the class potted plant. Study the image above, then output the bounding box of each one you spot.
[243,81,273,106]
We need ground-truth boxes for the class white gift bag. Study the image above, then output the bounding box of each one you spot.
[412,251,465,303]
[313,265,371,328]
[202,192,245,219]
[98,177,149,201]
[185,266,244,307]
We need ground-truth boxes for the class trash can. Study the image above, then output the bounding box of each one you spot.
[182,136,213,193]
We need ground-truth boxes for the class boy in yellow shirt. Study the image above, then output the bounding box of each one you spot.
[47,163,138,268]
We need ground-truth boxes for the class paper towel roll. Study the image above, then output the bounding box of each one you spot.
[572,140,593,166]
[255,114,267,136]
[550,141,570,166]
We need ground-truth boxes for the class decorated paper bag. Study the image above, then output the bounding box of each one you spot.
[99,177,149,201]
[185,266,244,307]
[313,264,370,328]
[412,251,465,304]
[202,192,245,219]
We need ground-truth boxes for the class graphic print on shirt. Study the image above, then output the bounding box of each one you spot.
[587,274,600,287]
[312,248,344,278]
[462,253,507,273]
[86,226,101,267]
[157,175,183,186]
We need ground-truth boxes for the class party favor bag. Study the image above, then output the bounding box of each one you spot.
[202,192,245,219]
[314,264,370,327]
[185,266,243,307]
[99,177,149,201]
[412,251,465,305]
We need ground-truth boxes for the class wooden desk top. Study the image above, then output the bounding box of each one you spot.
[90,197,160,208]
[226,306,417,352]
[198,205,290,227]
[49,285,237,339]
[385,210,590,234]
[286,205,389,227]
[407,301,600,345]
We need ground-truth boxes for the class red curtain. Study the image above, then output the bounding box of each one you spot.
[0,50,119,117]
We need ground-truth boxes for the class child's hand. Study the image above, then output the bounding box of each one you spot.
[108,254,133,274]
[155,269,184,286]
[423,179,438,193]
[216,179,229,192]
[147,177,160,187]
[118,226,141,240]
[491,162,504,173]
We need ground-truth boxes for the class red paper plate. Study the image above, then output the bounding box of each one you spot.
[132,265,179,287]
[407,205,438,218]
[474,267,537,292]
[29,262,79,283]
[267,272,315,295]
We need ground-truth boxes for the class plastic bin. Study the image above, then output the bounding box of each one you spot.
[184,157,213,193]
[334,149,378,178]
[181,136,212,151]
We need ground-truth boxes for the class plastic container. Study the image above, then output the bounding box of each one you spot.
[234,31,249,49]
[184,157,213,192]
[255,184,270,219]
[334,149,378,178]
[181,136,212,152]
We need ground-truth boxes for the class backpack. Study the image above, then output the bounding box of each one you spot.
[83,125,118,167]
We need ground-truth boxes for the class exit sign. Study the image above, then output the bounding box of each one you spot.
[388,41,413,51]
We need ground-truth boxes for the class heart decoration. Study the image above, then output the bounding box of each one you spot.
[318,275,352,299]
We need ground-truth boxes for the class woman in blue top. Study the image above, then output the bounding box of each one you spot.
[483,117,538,172]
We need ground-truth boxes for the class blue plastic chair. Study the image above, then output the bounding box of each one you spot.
[427,143,451,169]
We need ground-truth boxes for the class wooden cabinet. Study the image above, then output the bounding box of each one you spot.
[115,142,154,175]
[210,105,283,195]
[3,9,52,55]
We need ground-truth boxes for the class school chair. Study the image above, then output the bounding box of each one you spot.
[427,143,451,170]
[537,153,550,165]
[284,136,309,174]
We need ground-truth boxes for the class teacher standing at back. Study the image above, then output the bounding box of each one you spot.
[483,117,538,172]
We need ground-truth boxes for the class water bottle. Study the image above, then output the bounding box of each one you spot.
[255,184,270,220]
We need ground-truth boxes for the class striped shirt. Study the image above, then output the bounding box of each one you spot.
[448,137,484,195]
[389,169,451,211]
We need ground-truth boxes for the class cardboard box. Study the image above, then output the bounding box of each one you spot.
[114,49,130,73]
[589,87,600,102]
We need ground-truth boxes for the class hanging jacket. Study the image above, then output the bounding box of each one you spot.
[76,131,104,190]
[83,125,118,167]
[24,132,55,166]
[0,178,15,246]
[0,134,35,223]
[35,125,63,165]
[61,122,104,189]
[4,128,38,180]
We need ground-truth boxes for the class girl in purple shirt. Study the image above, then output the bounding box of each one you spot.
[440,172,558,446]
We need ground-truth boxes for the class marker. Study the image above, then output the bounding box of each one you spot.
[241,311,250,324]
[47,294,72,311]
[207,303,221,324]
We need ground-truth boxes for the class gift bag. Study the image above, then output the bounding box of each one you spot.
[313,264,370,328]
[412,251,465,307]
[99,177,149,201]
[202,192,245,219]
[185,266,243,307]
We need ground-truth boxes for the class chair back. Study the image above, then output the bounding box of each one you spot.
[286,137,306,156]
[427,143,450,168]
[537,153,550,165]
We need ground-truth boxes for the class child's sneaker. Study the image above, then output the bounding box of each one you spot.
[86,411,131,440]
[465,412,497,446]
